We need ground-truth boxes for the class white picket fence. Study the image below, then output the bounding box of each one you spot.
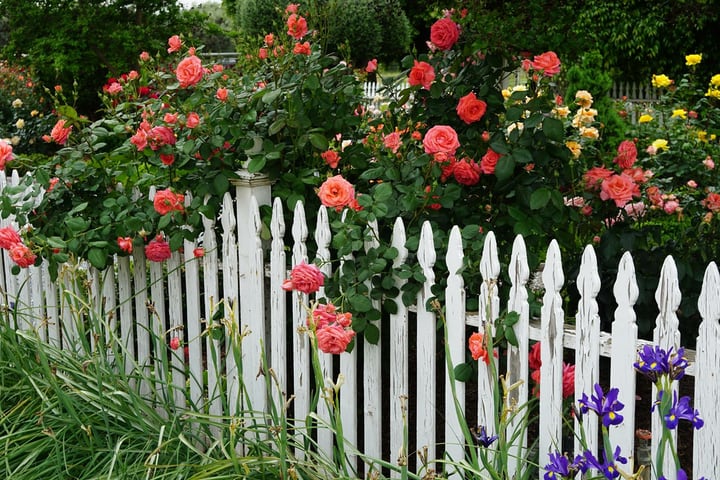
[1,169,718,480]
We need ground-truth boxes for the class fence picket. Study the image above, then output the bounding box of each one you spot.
[202,198,223,418]
[364,220,383,467]
[270,198,287,402]
[168,252,187,410]
[478,232,500,439]
[609,252,639,469]
[183,237,204,411]
[695,262,720,479]
[652,256,682,480]
[220,191,241,417]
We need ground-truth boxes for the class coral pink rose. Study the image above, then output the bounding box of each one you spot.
[408,60,435,90]
[0,226,22,249]
[264,33,275,46]
[429,17,460,51]
[456,92,487,124]
[145,237,171,262]
[167,35,182,53]
[117,236,133,253]
[321,150,340,169]
[193,247,205,258]
[282,261,325,294]
[309,302,337,329]
[147,126,176,150]
[613,140,637,169]
[293,41,311,55]
[703,192,720,212]
[287,14,308,39]
[160,153,175,166]
[383,131,402,153]
[583,166,613,191]
[9,243,36,268]
[423,125,460,155]
[600,174,640,208]
[316,323,355,354]
[153,189,185,215]
[468,332,489,364]
[453,158,481,186]
[562,363,575,399]
[0,139,13,170]
[286,3,299,14]
[530,51,561,77]
[216,88,228,101]
[528,342,542,371]
[366,58,378,73]
[169,336,181,350]
[50,119,72,145]
[185,112,201,129]
[140,51,151,62]
[318,175,355,211]
[480,148,502,174]
[259,48,268,60]
[176,55,204,88]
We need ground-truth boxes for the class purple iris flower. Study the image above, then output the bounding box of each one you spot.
[583,446,627,479]
[634,345,688,382]
[659,468,687,480]
[474,425,499,447]
[664,392,704,430]
[543,452,586,480]
[578,384,624,427]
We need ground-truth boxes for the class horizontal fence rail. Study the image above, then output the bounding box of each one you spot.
[1,169,717,480]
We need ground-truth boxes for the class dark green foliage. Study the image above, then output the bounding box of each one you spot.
[323,0,382,65]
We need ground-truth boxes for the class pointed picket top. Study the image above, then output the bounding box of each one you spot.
[479,231,500,280]
[541,239,564,292]
[292,200,308,264]
[479,231,500,330]
[446,225,464,277]
[391,217,408,268]
[250,195,263,246]
[508,235,529,291]
[577,245,602,307]
[654,255,681,347]
[418,221,437,280]
[314,206,331,267]
[613,251,639,318]
[694,261,720,479]
[221,192,236,232]
[271,197,286,244]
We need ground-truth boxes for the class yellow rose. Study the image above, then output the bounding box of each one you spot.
[11,98,23,108]
[652,139,669,151]
[553,106,570,118]
[685,54,702,66]
[639,114,653,123]
[501,88,511,99]
[565,140,582,158]
[579,126,599,139]
[575,90,593,108]
[671,109,687,119]
[697,130,708,142]
[15,119,25,129]
[710,74,720,87]
[706,87,720,100]
[652,74,673,88]
[30,110,39,117]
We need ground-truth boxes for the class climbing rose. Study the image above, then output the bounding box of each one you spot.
[176,55,204,87]
[456,92,487,124]
[613,140,637,169]
[145,237,171,262]
[167,35,182,53]
[9,243,36,268]
[286,14,308,39]
[408,60,435,90]
[583,166,613,191]
[147,126,176,150]
[282,261,324,294]
[480,149,502,175]
[423,125,460,155]
[600,174,640,208]
[383,131,402,153]
[453,158,481,186]
[185,112,201,129]
[193,247,205,258]
[468,332,490,364]
[318,175,355,211]
[293,42,311,55]
[50,119,72,145]
[365,58,378,73]
[215,88,228,101]
[153,189,185,215]
[530,51,561,77]
[117,236,133,253]
[528,342,542,371]
[702,192,720,212]
[0,139,13,170]
[321,150,340,169]
[0,226,21,249]
[160,153,175,166]
[429,17,460,50]
[316,323,355,354]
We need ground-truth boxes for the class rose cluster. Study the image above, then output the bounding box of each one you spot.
[0,226,37,268]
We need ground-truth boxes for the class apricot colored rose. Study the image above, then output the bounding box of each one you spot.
[293,41,311,55]
[147,126,176,151]
[0,226,21,249]
[9,243,36,268]
[0,139,13,170]
[423,125,460,155]
[117,236,133,254]
[282,261,325,294]
[154,189,185,215]
[286,14,308,39]
[613,140,637,169]
[583,166,613,191]
[185,112,201,129]
[453,158,481,186]
[408,60,435,90]
[430,17,460,51]
[318,175,355,211]
[316,323,355,354]
[456,92,487,124]
[176,55,204,88]
[50,119,72,145]
[145,237,171,262]
[468,332,489,364]
[600,174,639,208]
[167,35,182,53]
[703,192,720,212]
[321,150,340,169]
[383,131,402,153]
[480,148,502,174]
[530,51,561,77]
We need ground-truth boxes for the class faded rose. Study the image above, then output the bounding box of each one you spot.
[316,323,355,354]
[702,192,720,212]
[145,237,172,262]
[9,243,36,268]
[318,174,355,211]
[530,51,561,77]
[423,125,460,155]
[429,17,460,51]
[147,126,176,150]
[456,92,487,124]
[293,42,311,55]
[583,166,613,191]
[453,158,481,186]
[383,131,402,153]
[613,140,637,169]
[282,261,325,294]
[167,35,182,53]
[468,331,489,364]
[408,60,435,90]
[0,226,21,249]
[153,189,185,215]
[176,55,204,88]
[117,236,133,253]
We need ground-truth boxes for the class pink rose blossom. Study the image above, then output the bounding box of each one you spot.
[117,236,133,253]
[383,131,402,153]
[185,112,201,129]
[366,58,378,73]
[167,35,182,53]
[704,156,715,170]
[316,323,355,354]
[663,200,680,214]
[9,243,36,268]
[0,139,13,170]
[281,261,325,294]
[423,125,460,155]
[145,237,171,262]
[0,226,22,249]
[140,51,151,62]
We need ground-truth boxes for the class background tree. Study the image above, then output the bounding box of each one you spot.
[0,0,205,116]
[185,2,237,53]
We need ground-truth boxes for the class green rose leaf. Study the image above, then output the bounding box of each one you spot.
[542,117,564,142]
[364,322,380,344]
[512,148,533,164]
[530,188,551,210]
[309,133,329,151]
[88,247,107,270]
[494,156,516,181]
[454,362,474,382]
[349,293,373,313]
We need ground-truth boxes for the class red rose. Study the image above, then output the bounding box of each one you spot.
[430,17,460,51]
[153,189,185,215]
[160,153,175,166]
[408,60,435,90]
[480,149,502,174]
[613,140,637,169]
[147,126,176,151]
[282,261,325,294]
[321,150,340,169]
[423,125,460,155]
[145,237,172,262]
[453,158,481,186]
[117,236,133,254]
[456,92,487,124]
[562,363,575,399]
[528,342,542,371]
[530,51,561,77]
[316,323,355,354]
[9,243,37,268]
